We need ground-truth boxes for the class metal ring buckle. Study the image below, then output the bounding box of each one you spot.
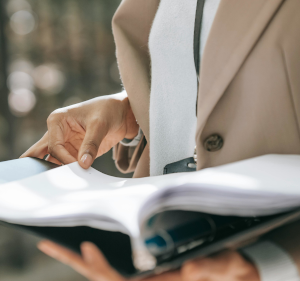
[193,146,197,164]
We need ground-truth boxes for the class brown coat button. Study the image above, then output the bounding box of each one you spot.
[204,134,223,152]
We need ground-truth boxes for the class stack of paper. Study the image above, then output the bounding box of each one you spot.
[0,155,299,238]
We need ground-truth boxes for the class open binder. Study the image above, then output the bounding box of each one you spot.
[0,156,300,278]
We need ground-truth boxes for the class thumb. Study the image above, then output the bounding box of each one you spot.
[78,124,108,169]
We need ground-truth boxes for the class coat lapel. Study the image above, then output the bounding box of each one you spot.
[196,0,285,139]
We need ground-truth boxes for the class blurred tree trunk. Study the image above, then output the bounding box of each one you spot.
[0,0,14,159]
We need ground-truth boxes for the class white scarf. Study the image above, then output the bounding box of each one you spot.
[149,0,221,176]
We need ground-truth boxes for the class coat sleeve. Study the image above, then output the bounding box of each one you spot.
[111,0,159,176]
[112,0,159,143]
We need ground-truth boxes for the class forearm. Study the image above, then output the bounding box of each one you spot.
[112,0,160,141]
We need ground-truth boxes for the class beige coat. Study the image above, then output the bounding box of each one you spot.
[112,0,300,178]
[111,0,300,269]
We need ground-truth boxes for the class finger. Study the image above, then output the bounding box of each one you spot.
[144,270,182,281]
[78,122,108,169]
[38,240,91,278]
[211,251,259,279]
[20,132,49,159]
[81,242,110,269]
[65,142,79,160]
[48,120,77,165]
[45,154,62,166]
[181,259,213,281]
[81,242,126,281]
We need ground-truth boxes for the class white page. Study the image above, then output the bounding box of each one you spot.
[1,154,300,236]
[139,154,300,225]
[0,161,191,271]
[0,162,188,238]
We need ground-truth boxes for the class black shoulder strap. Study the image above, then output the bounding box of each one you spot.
[194,0,205,77]
[194,0,205,115]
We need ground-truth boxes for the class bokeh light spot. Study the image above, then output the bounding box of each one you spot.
[33,65,65,95]
[7,71,34,91]
[10,10,35,35]
[8,89,36,116]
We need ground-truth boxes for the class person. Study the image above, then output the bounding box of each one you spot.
[22,0,300,280]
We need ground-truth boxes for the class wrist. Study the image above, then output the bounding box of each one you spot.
[108,90,139,139]
[120,128,143,147]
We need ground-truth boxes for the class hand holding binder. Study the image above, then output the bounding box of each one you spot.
[38,240,183,281]
[38,240,260,281]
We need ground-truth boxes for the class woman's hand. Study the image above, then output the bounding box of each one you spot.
[181,251,260,281]
[38,240,182,281]
[38,240,259,281]
[21,92,139,168]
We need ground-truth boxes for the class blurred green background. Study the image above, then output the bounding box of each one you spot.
[0,0,128,280]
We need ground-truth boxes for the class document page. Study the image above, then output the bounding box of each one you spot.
[0,162,187,237]
[139,154,300,227]
[0,162,155,236]
[1,154,300,239]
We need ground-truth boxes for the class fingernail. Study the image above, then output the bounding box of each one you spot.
[80,154,93,168]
